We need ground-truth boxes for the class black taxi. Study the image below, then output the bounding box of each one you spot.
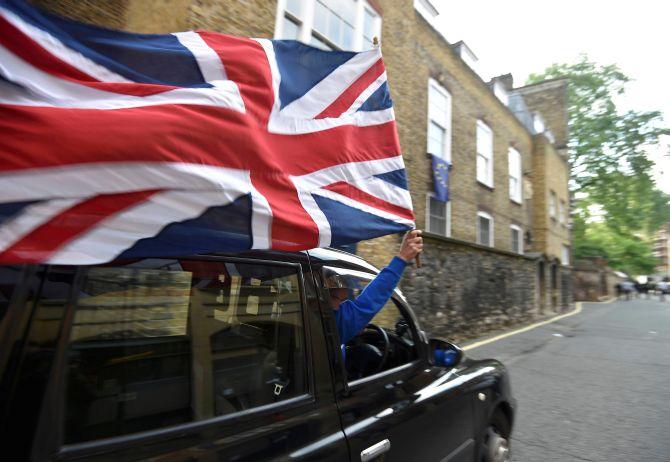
[0,248,514,461]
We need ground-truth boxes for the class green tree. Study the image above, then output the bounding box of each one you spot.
[528,56,670,274]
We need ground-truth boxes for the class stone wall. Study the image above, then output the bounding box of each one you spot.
[400,234,538,342]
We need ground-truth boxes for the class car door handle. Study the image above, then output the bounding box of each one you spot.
[361,439,391,461]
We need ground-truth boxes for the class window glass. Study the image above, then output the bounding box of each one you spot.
[508,147,522,203]
[286,0,303,16]
[510,226,521,254]
[478,214,492,246]
[549,191,557,218]
[362,7,376,49]
[562,245,570,265]
[476,121,493,186]
[63,259,307,444]
[428,121,446,158]
[314,0,356,50]
[282,15,301,39]
[323,268,418,381]
[428,80,451,162]
[0,266,23,325]
[428,195,448,236]
[559,200,566,224]
[6,267,76,455]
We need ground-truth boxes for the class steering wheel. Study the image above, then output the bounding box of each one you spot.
[363,323,390,374]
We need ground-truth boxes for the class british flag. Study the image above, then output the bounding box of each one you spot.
[0,0,414,265]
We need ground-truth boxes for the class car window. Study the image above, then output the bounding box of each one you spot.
[0,266,23,325]
[322,267,418,380]
[61,258,307,445]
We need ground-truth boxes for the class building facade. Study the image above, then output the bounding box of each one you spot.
[33,0,573,340]
[653,223,670,277]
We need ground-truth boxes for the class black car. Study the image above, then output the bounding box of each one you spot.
[0,248,514,462]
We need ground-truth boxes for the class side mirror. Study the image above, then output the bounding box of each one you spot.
[430,338,463,368]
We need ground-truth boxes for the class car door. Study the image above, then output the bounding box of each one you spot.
[314,264,477,462]
[0,255,350,461]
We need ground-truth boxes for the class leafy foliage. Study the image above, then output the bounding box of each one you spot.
[528,56,670,275]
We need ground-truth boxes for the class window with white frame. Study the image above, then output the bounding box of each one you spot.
[562,245,570,266]
[510,224,522,254]
[476,121,493,187]
[427,79,452,161]
[549,191,557,219]
[477,211,493,247]
[508,147,522,203]
[559,200,567,224]
[426,193,450,236]
[275,0,381,51]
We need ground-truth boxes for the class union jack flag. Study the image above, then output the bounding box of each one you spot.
[0,0,414,264]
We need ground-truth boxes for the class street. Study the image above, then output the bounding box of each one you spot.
[468,298,670,461]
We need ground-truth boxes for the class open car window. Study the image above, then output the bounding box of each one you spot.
[322,266,418,381]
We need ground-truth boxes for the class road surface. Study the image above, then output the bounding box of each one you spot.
[468,297,670,461]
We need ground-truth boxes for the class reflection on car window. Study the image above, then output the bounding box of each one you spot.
[63,259,307,444]
[0,266,23,325]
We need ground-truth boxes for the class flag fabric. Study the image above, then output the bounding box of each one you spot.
[0,0,414,265]
[430,154,450,202]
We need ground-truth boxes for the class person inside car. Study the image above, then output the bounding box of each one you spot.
[326,230,423,345]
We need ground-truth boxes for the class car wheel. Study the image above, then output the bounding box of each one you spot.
[480,412,511,462]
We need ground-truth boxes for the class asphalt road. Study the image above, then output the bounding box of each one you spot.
[467,297,670,462]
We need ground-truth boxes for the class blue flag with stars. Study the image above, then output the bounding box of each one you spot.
[431,154,451,202]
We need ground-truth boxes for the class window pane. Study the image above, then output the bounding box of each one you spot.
[313,1,329,34]
[362,8,376,49]
[0,266,23,325]
[286,0,302,17]
[282,16,301,40]
[428,121,446,157]
[64,260,307,444]
[478,216,491,246]
[315,0,356,50]
[341,22,354,50]
[429,197,447,235]
[324,269,418,380]
[511,228,520,253]
[477,154,489,183]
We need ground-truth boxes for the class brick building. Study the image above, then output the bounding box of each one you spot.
[32,0,572,340]
[653,223,670,277]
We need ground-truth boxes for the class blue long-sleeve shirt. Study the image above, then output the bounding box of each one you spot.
[334,256,407,344]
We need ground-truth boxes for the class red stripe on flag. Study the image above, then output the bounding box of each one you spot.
[198,32,274,126]
[316,58,385,119]
[250,172,319,250]
[0,15,176,97]
[0,190,159,264]
[0,105,401,176]
[322,182,414,221]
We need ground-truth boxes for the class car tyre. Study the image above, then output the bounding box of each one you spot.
[480,411,511,462]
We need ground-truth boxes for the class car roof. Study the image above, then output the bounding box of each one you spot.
[305,248,380,274]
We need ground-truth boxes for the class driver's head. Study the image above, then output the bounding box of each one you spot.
[324,270,348,310]
[328,287,348,310]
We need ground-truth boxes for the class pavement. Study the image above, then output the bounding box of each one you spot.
[466,297,670,462]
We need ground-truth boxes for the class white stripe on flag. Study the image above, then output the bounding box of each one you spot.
[46,190,245,265]
[0,44,245,111]
[0,198,84,253]
[0,6,132,83]
[279,48,382,120]
[173,31,228,82]
[311,188,414,227]
[293,155,407,191]
[0,162,253,204]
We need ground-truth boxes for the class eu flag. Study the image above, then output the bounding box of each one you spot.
[431,154,451,202]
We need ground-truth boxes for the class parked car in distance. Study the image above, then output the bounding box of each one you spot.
[0,248,514,461]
